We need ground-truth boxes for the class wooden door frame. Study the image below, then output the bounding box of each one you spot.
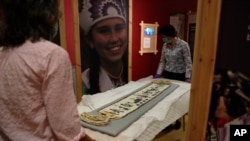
[185,0,222,140]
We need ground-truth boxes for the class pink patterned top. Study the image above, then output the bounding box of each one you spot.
[0,40,85,141]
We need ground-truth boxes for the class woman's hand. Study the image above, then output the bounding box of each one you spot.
[185,78,191,83]
[153,74,161,79]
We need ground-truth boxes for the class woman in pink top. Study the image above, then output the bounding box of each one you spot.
[0,0,94,141]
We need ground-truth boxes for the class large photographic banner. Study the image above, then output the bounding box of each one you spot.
[207,0,250,141]
[78,0,129,95]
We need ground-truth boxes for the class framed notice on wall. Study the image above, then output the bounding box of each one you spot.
[139,21,159,55]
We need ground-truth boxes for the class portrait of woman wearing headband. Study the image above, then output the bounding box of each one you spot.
[79,0,129,95]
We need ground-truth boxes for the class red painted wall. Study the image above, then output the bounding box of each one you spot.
[131,0,197,80]
[64,0,197,80]
[64,0,75,65]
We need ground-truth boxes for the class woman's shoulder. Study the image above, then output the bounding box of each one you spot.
[35,40,66,53]
[19,39,67,57]
[176,38,189,48]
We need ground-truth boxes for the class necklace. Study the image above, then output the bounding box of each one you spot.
[105,64,123,80]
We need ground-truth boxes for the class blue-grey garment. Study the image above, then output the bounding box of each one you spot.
[156,37,193,78]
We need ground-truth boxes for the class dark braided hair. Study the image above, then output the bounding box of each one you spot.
[88,49,101,94]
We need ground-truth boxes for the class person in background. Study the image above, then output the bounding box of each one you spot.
[154,24,193,130]
[154,24,193,83]
[0,0,94,140]
[79,0,128,95]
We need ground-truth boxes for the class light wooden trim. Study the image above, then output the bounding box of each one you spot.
[139,21,159,56]
[59,1,67,50]
[185,0,222,141]
[72,1,82,103]
[128,0,132,81]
